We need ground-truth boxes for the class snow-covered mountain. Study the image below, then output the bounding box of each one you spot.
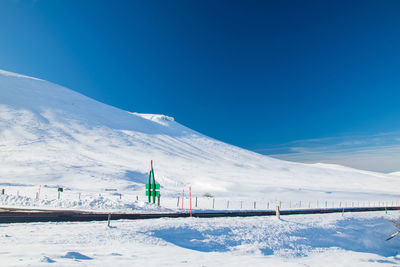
[0,70,398,198]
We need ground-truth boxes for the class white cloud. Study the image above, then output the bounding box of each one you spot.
[258,132,400,173]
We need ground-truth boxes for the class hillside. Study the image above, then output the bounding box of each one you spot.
[0,69,398,200]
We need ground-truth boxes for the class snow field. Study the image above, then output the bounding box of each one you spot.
[1,212,400,266]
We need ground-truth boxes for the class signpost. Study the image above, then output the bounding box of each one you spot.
[57,187,63,200]
[146,160,160,204]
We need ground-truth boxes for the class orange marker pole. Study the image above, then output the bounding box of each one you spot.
[182,189,184,211]
[189,186,192,217]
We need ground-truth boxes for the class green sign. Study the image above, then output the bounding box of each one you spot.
[145,184,160,190]
[146,160,160,203]
[145,191,160,197]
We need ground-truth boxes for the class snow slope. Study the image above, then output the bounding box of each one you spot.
[0,69,399,200]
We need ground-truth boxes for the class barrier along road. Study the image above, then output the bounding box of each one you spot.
[0,206,399,224]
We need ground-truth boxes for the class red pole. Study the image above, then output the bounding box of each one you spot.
[182,189,184,211]
[189,186,192,217]
[37,185,42,199]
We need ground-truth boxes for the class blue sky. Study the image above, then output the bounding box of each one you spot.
[1,0,400,172]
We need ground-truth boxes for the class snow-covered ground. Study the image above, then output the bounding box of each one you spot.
[1,211,400,266]
[1,69,399,202]
[1,69,400,266]
[0,183,399,213]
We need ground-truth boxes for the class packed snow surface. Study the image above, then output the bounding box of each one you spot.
[1,212,400,266]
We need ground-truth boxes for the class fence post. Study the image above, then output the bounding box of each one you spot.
[107,214,111,227]
[254,201,256,209]
[276,206,280,219]
[212,198,215,209]
[182,190,184,211]
[189,187,192,217]
[195,197,198,208]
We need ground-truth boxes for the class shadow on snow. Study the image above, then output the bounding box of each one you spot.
[152,217,400,257]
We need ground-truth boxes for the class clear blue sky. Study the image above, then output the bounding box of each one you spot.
[1,0,400,172]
